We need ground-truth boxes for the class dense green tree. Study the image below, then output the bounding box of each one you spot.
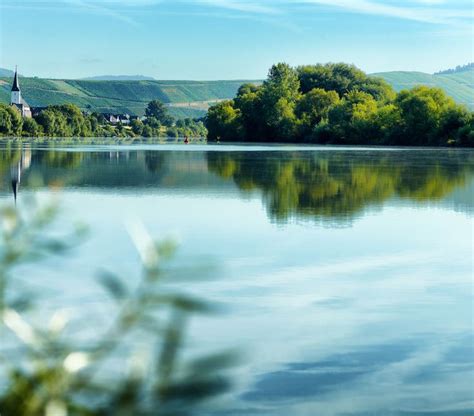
[207,62,471,147]
[146,117,162,129]
[297,63,395,101]
[145,100,166,119]
[36,109,67,136]
[166,126,179,138]
[394,86,457,145]
[22,117,42,137]
[0,104,13,135]
[205,101,243,141]
[296,88,340,138]
[131,118,144,135]
[142,125,153,137]
[53,104,91,136]
[258,63,301,141]
[316,91,378,144]
[453,113,474,147]
[8,106,23,136]
[145,100,174,126]
[234,84,263,140]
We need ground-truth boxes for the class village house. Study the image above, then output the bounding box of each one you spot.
[103,113,132,125]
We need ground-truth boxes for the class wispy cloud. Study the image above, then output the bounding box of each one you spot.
[2,0,471,27]
[187,0,473,25]
[295,0,473,25]
[63,0,141,25]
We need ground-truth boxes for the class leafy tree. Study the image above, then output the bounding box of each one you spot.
[454,114,474,147]
[236,83,260,97]
[205,101,243,141]
[53,104,91,136]
[258,63,301,141]
[394,86,457,145]
[145,100,174,126]
[36,109,70,137]
[206,62,473,147]
[0,104,13,135]
[234,84,263,140]
[142,125,153,137]
[22,117,42,137]
[296,88,340,138]
[146,117,162,129]
[297,63,394,101]
[131,118,144,136]
[9,106,23,136]
[264,63,301,103]
[166,126,179,138]
[318,91,379,144]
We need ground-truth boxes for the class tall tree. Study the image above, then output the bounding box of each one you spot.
[145,100,174,126]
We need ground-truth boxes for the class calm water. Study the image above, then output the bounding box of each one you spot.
[1,142,473,415]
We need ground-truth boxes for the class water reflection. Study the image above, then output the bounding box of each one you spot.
[207,150,474,222]
[1,143,472,223]
[0,142,472,415]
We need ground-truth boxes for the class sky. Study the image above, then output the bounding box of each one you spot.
[0,0,472,80]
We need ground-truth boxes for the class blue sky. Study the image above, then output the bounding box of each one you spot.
[0,0,472,79]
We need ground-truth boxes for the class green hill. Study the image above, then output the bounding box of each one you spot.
[372,69,473,109]
[0,68,472,119]
[0,78,257,119]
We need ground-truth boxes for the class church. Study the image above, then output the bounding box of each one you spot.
[11,67,32,118]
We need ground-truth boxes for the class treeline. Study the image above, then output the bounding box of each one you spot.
[0,100,207,139]
[205,63,474,147]
[435,63,474,75]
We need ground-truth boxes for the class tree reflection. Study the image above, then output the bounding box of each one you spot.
[0,143,472,224]
[207,151,474,222]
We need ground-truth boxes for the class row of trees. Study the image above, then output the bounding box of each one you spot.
[205,63,473,147]
[0,100,207,139]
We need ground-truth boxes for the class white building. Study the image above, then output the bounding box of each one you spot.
[11,67,32,118]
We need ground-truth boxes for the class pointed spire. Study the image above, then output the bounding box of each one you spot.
[11,66,20,92]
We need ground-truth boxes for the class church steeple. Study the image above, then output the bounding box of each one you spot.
[10,67,31,118]
[11,66,22,105]
[11,66,20,92]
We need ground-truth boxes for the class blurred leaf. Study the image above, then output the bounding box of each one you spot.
[97,271,128,301]
[188,351,239,374]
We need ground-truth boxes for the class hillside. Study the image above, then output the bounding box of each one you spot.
[82,75,156,81]
[0,69,472,118]
[373,69,473,109]
[0,77,257,119]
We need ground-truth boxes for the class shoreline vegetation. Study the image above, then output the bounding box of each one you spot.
[0,63,473,147]
[0,99,207,140]
[205,63,473,147]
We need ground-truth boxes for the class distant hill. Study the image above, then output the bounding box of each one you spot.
[372,69,473,109]
[82,75,156,81]
[0,67,472,118]
[0,77,257,119]
[0,68,15,77]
